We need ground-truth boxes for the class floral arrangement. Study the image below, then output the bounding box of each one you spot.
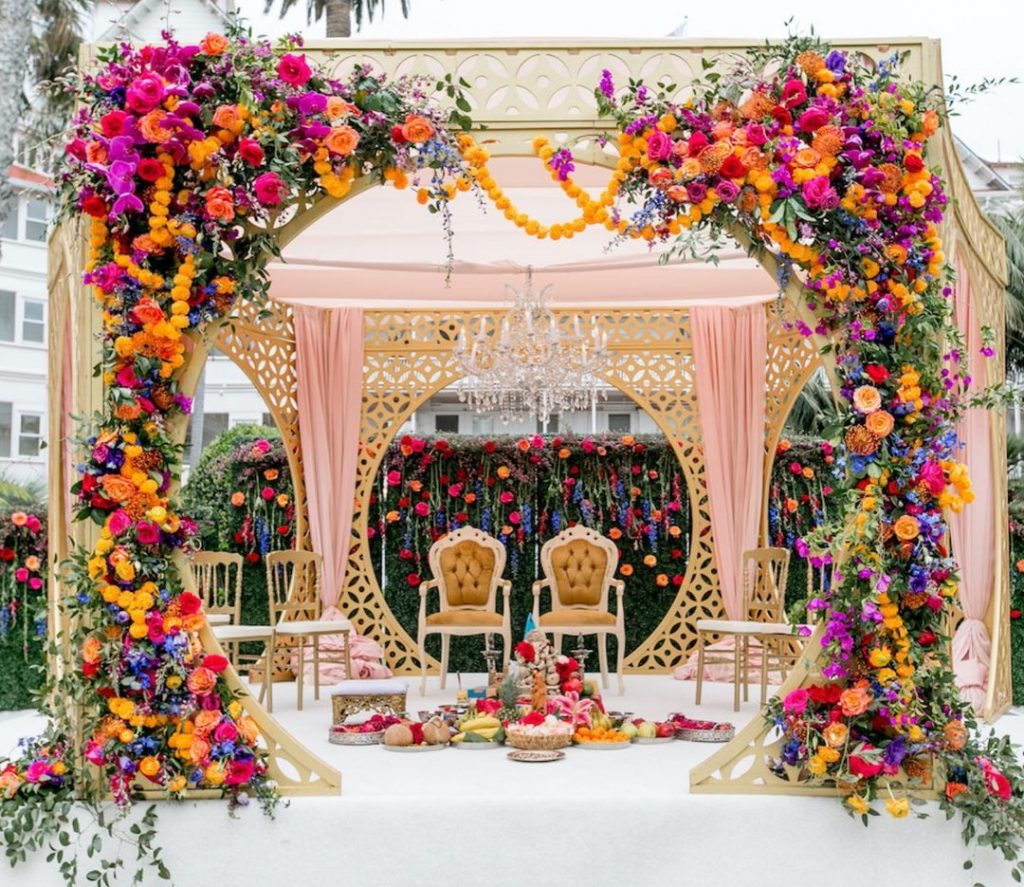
[533,33,1020,863]
[378,433,689,589]
[0,510,47,653]
[225,437,294,563]
[767,437,838,553]
[3,23,473,848]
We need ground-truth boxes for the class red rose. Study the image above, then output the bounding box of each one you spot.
[849,750,883,779]
[864,364,890,384]
[780,80,807,109]
[686,131,709,157]
[137,157,165,182]
[246,552,260,564]
[520,711,545,726]
[82,661,98,678]
[82,195,108,218]
[982,763,1012,801]
[390,125,407,144]
[807,684,842,705]
[771,106,792,127]
[918,630,937,646]
[720,154,748,179]
[903,153,924,173]
[406,573,421,587]
[177,591,202,615]
[237,137,265,167]
[1012,609,1021,620]
[515,641,536,663]
[483,441,496,454]
[203,654,229,673]
[0,547,13,562]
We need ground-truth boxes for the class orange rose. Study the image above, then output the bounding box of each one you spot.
[620,435,635,446]
[264,468,279,481]
[186,666,217,696]
[679,158,702,180]
[823,721,848,748]
[496,466,511,479]
[608,527,623,540]
[558,448,571,459]
[643,554,657,567]
[656,574,668,587]
[131,297,165,326]
[852,385,881,414]
[793,147,821,168]
[100,474,137,503]
[139,111,173,144]
[865,410,894,438]
[200,33,228,55]
[237,716,260,745]
[204,186,235,221]
[324,125,360,156]
[401,114,435,144]
[193,709,222,738]
[893,515,920,541]
[82,636,102,664]
[325,97,359,120]
[620,563,634,576]
[839,685,872,717]
[212,104,242,132]
[230,491,245,507]
[944,720,967,751]
[139,756,161,779]
[188,737,211,765]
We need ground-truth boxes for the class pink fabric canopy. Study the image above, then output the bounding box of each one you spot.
[949,254,996,713]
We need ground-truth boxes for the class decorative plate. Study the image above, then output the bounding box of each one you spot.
[328,728,384,746]
[574,739,632,750]
[676,726,735,743]
[634,736,675,745]
[380,742,448,753]
[454,740,502,750]
[506,750,565,763]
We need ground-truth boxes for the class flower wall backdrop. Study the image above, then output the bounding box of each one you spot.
[0,510,48,710]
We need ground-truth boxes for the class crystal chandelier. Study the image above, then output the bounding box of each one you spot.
[454,269,609,426]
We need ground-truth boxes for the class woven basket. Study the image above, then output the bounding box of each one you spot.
[505,729,572,751]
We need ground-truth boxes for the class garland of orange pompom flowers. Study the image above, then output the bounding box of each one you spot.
[1,22,1020,880]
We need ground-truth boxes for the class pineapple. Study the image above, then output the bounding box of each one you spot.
[497,672,520,724]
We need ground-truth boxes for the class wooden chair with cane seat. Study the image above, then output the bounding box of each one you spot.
[417,526,511,695]
[694,547,792,712]
[188,551,275,712]
[265,550,352,712]
[532,525,626,694]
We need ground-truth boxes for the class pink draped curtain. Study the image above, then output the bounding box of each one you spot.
[294,305,364,610]
[948,254,996,713]
[294,305,390,681]
[675,304,767,680]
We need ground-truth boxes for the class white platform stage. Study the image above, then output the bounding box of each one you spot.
[3,675,1021,886]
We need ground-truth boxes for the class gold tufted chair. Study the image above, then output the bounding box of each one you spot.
[533,525,626,694]
[417,526,511,695]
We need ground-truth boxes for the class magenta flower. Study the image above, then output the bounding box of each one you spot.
[14,567,28,583]
[277,53,312,87]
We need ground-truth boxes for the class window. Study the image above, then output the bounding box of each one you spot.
[262,412,275,428]
[18,413,42,457]
[0,402,10,457]
[536,413,559,434]
[0,291,14,342]
[202,413,229,447]
[24,198,48,242]
[21,299,44,344]
[434,414,459,433]
[0,200,17,240]
[608,413,632,433]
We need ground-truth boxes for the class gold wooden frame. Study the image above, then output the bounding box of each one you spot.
[48,36,1008,801]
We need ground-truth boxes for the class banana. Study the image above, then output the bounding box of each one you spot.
[471,726,501,740]
[461,716,501,732]
[452,732,465,742]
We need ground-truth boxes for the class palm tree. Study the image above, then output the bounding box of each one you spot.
[264,0,410,38]
[785,370,838,436]
[0,0,37,238]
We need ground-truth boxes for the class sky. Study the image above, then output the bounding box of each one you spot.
[245,0,1024,163]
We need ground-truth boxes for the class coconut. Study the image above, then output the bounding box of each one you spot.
[421,717,449,746]
[383,723,414,747]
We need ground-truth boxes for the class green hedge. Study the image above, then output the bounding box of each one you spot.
[1009,478,1024,704]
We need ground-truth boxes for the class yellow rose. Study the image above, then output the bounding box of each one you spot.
[865,410,894,438]
[823,722,848,748]
[893,515,920,541]
[852,385,882,414]
[869,647,892,668]
[885,797,910,818]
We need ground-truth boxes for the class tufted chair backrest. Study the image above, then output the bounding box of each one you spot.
[550,539,607,606]
[439,540,496,607]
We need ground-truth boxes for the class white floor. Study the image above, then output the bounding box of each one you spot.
[3,677,1022,886]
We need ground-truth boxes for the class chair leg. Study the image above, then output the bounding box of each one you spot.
[343,629,353,682]
[732,636,741,713]
[616,631,624,695]
[598,634,609,690]
[313,637,321,701]
[742,636,749,703]
[695,632,705,705]
[296,639,305,712]
[419,629,428,696]
[265,638,274,714]
[440,635,450,691]
[553,633,562,655]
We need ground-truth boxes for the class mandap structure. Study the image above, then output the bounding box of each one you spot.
[38,29,1013,835]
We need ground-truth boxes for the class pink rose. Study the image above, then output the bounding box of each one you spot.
[14,567,28,583]
[782,688,809,715]
[253,172,288,206]
[499,491,514,504]
[137,522,160,545]
[261,487,275,501]
[213,721,238,743]
[414,502,429,517]
[108,509,133,537]
[386,470,402,486]
[646,130,672,162]
[29,578,42,590]
[84,741,105,766]
[125,73,165,113]
[277,53,312,87]
[225,758,254,786]
[252,439,271,454]
[509,511,521,525]
[24,760,49,783]
[917,460,945,495]
[802,177,839,210]
[981,761,1012,801]
[447,484,462,497]
[746,123,768,146]
[26,515,41,533]
[780,79,807,109]
[797,107,831,132]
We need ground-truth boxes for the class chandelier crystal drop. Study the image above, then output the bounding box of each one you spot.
[454,269,610,426]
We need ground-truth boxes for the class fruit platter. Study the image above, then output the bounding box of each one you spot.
[669,713,736,742]
[452,706,506,748]
[626,719,678,744]
[329,713,403,745]
[572,725,633,749]
[381,717,452,752]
